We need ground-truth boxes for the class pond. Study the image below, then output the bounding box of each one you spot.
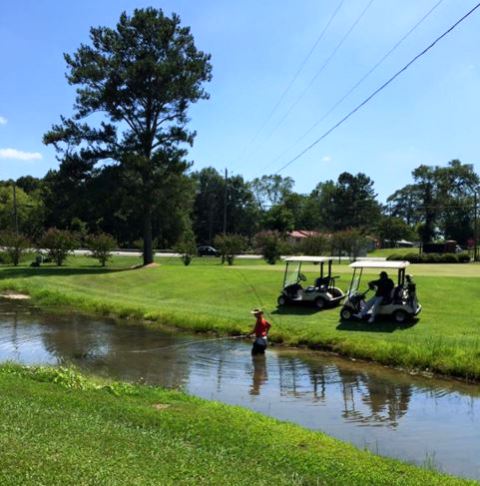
[0,298,479,480]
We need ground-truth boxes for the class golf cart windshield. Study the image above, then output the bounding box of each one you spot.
[282,256,334,288]
[284,262,301,287]
[348,260,410,294]
[348,269,362,296]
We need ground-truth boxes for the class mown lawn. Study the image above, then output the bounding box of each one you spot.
[0,364,472,486]
[1,255,480,379]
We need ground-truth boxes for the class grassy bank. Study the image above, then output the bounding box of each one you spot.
[0,364,472,485]
[1,256,480,380]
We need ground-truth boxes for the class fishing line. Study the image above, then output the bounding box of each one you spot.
[128,334,248,354]
[232,266,278,326]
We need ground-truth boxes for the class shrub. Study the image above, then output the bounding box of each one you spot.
[0,231,30,266]
[440,253,458,263]
[425,253,441,263]
[389,251,470,264]
[213,233,246,265]
[40,228,78,266]
[174,228,196,266]
[254,231,283,265]
[458,253,471,263]
[86,233,117,267]
[386,253,403,261]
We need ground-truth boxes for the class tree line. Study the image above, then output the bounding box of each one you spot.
[1,158,478,250]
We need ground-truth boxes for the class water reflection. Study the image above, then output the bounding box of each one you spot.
[339,370,412,427]
[250,354,268,396]
[1,300,480,480]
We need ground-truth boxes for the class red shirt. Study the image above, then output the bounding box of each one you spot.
[254,317,271,337]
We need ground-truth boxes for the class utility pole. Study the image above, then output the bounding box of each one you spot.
[223,168,228,235]
[474,189,478,261]
[13,182,19,236]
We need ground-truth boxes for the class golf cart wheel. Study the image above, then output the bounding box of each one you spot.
[314,297,326,310]
[393,309,408,324]
[340,308,353,320]
[277,295,286,306]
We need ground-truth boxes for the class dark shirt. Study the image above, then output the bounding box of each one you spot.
[369,277,394,298]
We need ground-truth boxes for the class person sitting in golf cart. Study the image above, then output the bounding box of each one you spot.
[354,271,394,323]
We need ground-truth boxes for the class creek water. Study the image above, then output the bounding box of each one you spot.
[0,299,479,481]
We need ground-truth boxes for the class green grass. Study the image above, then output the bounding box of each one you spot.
[0,363,472,485]
[1,255,480,379]
[367,247,418,257]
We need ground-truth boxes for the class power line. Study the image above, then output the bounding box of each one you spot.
[275,1,480,174]
[265,0,375,140]
[232,0,345,167]
[264,0,445,171]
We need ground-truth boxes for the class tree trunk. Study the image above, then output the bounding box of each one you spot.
[143,209,154,265]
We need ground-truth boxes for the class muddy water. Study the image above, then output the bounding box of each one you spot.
[0,299,479,480]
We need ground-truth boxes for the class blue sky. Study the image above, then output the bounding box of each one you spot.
[0,0,479,201]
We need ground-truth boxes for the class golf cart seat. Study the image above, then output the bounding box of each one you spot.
[315,276,330,288]
[379,286,403,306]
[392,285,405,304]
[285,283,302,298]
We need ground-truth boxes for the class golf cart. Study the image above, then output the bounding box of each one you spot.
[340,261,421,323]
[277,256,345,310]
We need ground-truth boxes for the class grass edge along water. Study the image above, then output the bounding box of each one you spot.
[0,363,474,485]
[1,255,480,381]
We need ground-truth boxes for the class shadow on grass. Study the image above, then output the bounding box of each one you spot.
[271,305,321,316]
[336,318,418,333]
[0,265,135,280]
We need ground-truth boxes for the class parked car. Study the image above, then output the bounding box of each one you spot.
[197,245,219,257]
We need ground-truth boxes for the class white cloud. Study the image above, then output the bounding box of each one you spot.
[0,148,42,161]
[0,116,7,125]
[321,155,332,162]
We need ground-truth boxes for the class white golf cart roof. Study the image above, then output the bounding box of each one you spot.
[349,260,410,269]
[284,256,333,263]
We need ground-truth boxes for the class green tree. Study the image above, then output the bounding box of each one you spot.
[436,160,478,245]
[41,228,78,266]
[44,8,212,265]
[283,193,318,230]
[0,231,30,266]
[213,233,245,265]
[254,230,284,265]
[174,227,197,266]
[192,168,259,243]
[376,217,415,247]
[331,229,368,262]
[86,232,117,266]
[250,174,294,210]
[0,184,44,239]
[300,234,330,256]
[392,160,479,245]
[412,165,438,244]
[263,205,295,233]
[310,173,381,231]
[386,185,422,226]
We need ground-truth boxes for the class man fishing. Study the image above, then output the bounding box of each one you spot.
[249,308,271,355]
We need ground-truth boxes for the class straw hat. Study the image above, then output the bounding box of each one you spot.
[250,308,263,315]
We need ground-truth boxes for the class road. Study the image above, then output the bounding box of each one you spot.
[72,250,385,261]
